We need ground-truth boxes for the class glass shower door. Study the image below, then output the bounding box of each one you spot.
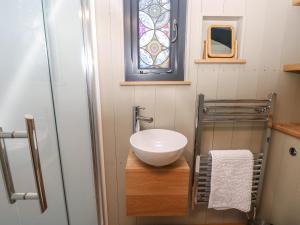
[0,0,68,225]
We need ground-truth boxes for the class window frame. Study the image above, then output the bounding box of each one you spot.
[123,0,187,81]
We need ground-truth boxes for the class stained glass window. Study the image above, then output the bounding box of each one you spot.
[124,0,186,81]
[138,0,171,69]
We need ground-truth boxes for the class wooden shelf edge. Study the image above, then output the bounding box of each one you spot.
[120,81,192,86]
[293,0,300,5]
[272,123,300,139]
[283,64,300,73]
[194,59,246,64]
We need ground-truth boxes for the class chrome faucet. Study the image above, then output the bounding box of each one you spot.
[133,106,153,133]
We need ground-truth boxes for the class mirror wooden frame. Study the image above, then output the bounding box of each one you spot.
[207,24,235,58]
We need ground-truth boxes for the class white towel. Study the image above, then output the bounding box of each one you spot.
[208,150,253,212]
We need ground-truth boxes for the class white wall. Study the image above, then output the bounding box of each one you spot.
[95,0,300,224]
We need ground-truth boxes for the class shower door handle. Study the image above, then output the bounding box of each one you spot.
[0,115,47,213]
[25,115,48,213]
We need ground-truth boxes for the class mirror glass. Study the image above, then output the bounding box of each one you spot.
[209,26,234,57]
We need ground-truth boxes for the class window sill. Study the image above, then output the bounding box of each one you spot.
[120,81,192,86]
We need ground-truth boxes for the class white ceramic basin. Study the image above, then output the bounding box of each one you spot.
[130,129,188,167]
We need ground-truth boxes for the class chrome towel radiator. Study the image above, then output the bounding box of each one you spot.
[191,93,276,214]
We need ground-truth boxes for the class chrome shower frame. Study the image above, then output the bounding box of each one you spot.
[80,0,107,224]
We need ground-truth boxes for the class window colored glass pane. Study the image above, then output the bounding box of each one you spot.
[138,0,171,69]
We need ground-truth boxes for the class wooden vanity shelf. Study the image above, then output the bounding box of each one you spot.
[125,150,190,216]
[293,0,300,5]
[283,64,300,73]
[272,123,300,139]
[195,58,246,64]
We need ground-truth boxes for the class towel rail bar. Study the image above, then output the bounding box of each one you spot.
[205,112,269,116]
[204,99,271,104]
[201,118,269,123]
[205,105,270,110]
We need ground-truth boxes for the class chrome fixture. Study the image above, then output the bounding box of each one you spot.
[192,93,276,222]
[133,106,153,133]
[0,115,47,213]
[196,153,264,203]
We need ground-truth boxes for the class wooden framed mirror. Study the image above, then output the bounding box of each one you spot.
[207,25,235,58]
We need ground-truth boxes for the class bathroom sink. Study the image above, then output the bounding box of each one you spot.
[129,129,188,167]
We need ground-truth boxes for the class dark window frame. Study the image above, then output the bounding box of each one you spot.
[123,0,187,81]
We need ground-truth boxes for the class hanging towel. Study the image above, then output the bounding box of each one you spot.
[208,150,253,212]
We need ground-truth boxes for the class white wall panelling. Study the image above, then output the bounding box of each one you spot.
[95,0,300,224]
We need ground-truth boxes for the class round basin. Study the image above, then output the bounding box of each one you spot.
[130,129,188,167]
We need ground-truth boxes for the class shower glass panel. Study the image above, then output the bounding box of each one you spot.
[42,0,99,224]
[0,0,68,224]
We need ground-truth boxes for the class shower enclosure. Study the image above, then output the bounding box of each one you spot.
[0,0,104,225]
